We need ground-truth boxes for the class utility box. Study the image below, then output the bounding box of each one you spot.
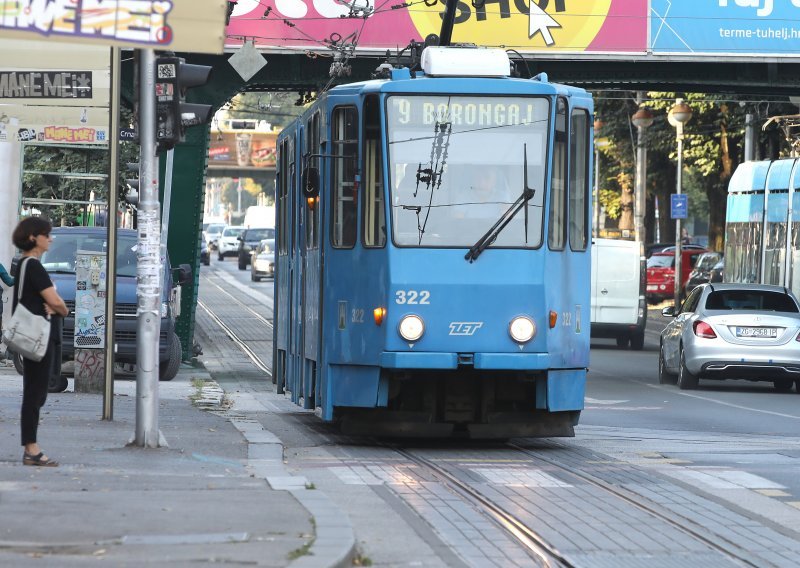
[74,250,107,393]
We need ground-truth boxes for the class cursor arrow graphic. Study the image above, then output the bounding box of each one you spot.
[528,3,561,45]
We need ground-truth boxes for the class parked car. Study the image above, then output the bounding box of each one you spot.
[217,226,245,260]
[590,238,647,350]
[251,239,275,281]
[659,283,800,392]
[204,223,225,250]
[238,227,275,270]
[10,227,189,385]
[709,257,724,283]
[685,252,723,293]
[646,248,708,303]
[199,238,210,266]
[646,242,705,258]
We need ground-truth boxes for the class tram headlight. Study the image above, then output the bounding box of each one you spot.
[509,316,536,343]
[398,315,425,342]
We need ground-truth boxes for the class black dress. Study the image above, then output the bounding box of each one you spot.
[12,257,57,446]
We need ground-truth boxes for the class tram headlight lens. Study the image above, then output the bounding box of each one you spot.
[399,315,425,342]
[509,316,536,343]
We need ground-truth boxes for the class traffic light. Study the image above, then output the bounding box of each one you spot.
[155,55,213,151]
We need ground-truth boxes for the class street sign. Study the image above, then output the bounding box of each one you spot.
[671,194,688,219]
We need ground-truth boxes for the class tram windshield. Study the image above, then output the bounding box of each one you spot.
[387,95,549,248]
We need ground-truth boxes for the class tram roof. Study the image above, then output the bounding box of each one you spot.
[324,72,588,99]
[729,158,800,194]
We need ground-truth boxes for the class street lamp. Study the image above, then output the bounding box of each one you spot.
[631,105,654,244]
[668,99,693,308]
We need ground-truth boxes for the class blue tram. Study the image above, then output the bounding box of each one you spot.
[274,47,592,438]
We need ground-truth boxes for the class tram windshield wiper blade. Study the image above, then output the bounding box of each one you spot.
[464,187,535,263]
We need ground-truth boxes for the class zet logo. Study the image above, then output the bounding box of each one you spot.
[449,322,484,336]
[409,0,612,50]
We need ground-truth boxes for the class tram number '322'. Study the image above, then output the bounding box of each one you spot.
[395,290,431,305]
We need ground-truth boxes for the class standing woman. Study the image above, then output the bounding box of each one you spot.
[12,217,68,467]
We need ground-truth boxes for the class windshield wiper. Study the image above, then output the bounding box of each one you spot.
[464,188,535,263]
[464,144,536,263]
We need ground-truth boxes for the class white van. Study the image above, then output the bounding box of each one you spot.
[243,205,275,229]
[590,238,647,350]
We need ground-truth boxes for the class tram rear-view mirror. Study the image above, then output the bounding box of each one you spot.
[303,167,320,199]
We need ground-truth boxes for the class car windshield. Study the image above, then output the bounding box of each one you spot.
[41,232,140,277]
[695,253,721,271]
[705,290,799,312]
[206,224,225,235]
[258,239,275,254]
[222,227,244,237]
[386,95,550,248]
[647,255,674,268]
[246,228,274,241]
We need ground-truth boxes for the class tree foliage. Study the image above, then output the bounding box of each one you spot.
[595,92,797,250]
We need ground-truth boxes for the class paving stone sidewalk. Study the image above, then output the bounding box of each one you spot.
[0,357,351,567]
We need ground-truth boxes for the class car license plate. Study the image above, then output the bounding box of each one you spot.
[735,327,777,338]
[646,284,657,291]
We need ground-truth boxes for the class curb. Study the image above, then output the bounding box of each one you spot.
[193,379,356,568]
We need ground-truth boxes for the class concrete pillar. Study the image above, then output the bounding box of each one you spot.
[0,141,21,326]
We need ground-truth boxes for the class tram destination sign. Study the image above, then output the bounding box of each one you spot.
[0,71,92,99]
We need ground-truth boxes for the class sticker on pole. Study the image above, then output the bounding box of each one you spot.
[670,194,688,219]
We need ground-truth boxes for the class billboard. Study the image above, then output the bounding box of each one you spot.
[226,0,647,55]
[651,0,800,56]
[208,126,277,169]
[0,0,228,54]
[0,39,109,144]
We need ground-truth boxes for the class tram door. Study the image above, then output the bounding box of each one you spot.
[302,112,323,410]
[287,127,305,405]
[275,135,293,393]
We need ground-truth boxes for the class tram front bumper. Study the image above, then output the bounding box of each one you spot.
[379,351,551,370]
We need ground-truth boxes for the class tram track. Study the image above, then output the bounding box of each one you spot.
[197,269,762,567]
[393,447,572,568]
[197,298,272,377]
[507,442,761,568]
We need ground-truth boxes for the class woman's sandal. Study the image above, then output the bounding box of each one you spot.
[23,452,58,467]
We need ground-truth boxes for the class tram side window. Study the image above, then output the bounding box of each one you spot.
[306,112,321,249]
[569,109,589,251]
[331,106,358,249]
[363,95,386,248]
[278,138,289,255]
[548,97,568,250]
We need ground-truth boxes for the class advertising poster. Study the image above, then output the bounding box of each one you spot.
[0,39,109,144]
[0,0,228,54]
[74,250,107,349]
[227,0,647,55]
[209,128,277,169]
[651,0,800,56]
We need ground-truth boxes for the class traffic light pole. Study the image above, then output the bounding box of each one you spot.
[134,48,165,448]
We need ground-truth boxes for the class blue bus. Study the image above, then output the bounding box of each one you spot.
[274,47,592,438]
[725,158,800,296]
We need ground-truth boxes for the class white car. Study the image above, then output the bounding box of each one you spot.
[217,226,245,260]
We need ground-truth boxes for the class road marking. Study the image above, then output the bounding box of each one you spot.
[756,489,791,497]
[650,386,800,420]
[472,467,572,488]
[585,397,630,405]
[669,468,786,490]
[329,465,416,485]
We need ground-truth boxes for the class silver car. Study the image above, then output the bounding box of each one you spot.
[659,283,800,392]
[250,238,275,281]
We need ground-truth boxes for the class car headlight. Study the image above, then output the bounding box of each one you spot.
[398,315,425,342]
[161,302,169,318]
[509,316,535,343]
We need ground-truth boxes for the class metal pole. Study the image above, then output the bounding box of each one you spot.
[160,149,174,262]
[674,123,684,308]
[594,146,600,238]
[634,99,648,244]
[103,46,121,421]
[134,49,163,448]
[744,113,756,162]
